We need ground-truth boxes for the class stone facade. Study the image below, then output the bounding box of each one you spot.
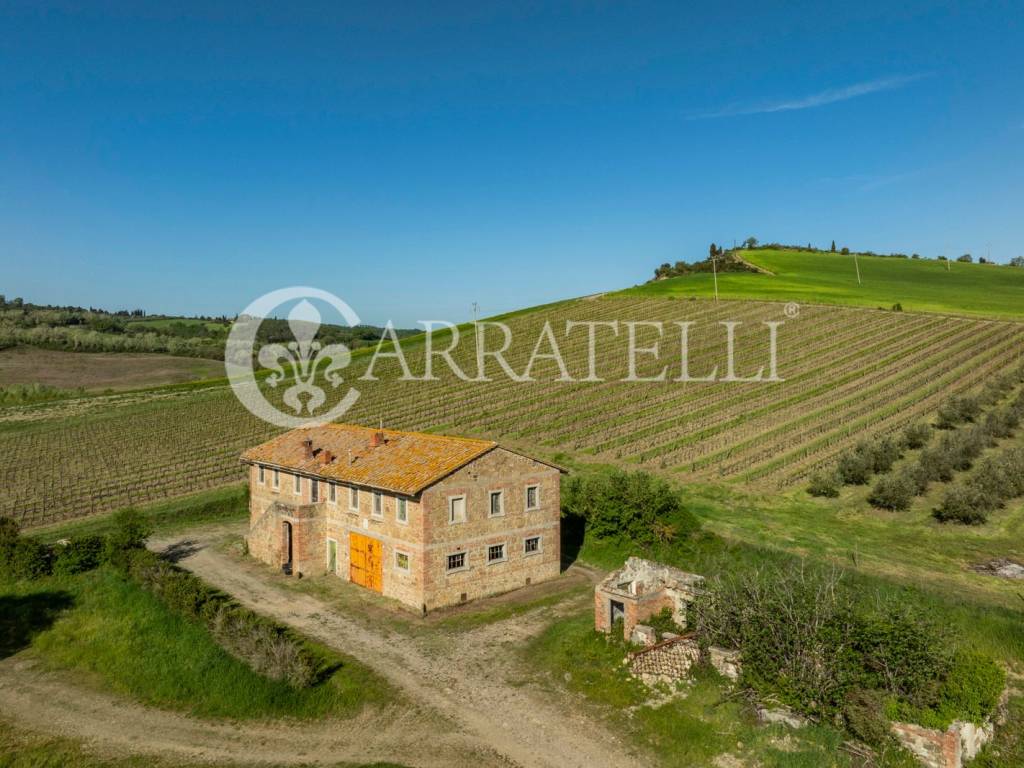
[628,636,701,684]
[594,556,704,639]
[246,445,562,613]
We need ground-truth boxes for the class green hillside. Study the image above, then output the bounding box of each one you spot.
[624,248,1024,319]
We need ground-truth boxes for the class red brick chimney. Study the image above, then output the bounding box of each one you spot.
[302,438,313,459]
[369,431,384,448]
[319,450,333,464]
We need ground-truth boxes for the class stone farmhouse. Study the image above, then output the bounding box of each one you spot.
[242,423,564,612]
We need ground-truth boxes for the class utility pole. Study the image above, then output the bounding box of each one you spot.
[712,251,719,301]
[853,250,862,286]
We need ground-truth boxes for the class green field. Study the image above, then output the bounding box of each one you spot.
[1,567,390,720]
[625,249,1024,319]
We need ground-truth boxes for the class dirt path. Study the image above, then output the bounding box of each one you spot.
[0,655,487,767]
[146,528,637,768]
[1,525,639,768]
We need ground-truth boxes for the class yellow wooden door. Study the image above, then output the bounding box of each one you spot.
[349,533,382,593]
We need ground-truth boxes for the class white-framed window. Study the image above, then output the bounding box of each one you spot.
[329,482,337,504]
[349,486,359,512]
[372,491,383,518]
[311,479,319,503]
[293,473,302,496]
[396,497,408,524]
[272,469,280,489]
[446,551,467,572]
[395,550,410,572]
[488,490,504,517]
[448,495,467,524]
[524,535,541,555]
[525,484,539,511]
[487,543,506,564]
[258,465,265,484]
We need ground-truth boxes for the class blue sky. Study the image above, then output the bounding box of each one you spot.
[2,1,1022,325]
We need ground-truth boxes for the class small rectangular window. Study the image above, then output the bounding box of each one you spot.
[349,486,359,511]
[329,482,337,503]
[487,543,506,563]
[395,551,410,571]
[524,536,541,555]
[258,465,265,484]
[311,479,319,503]
[489,490,504,517]
[525,485,539,511]
[372,492,383,518]
[448,495,466,524]
[272,469,280,489]
[293,474,302,495]
[396,498,408,523]
[446,552,466,571]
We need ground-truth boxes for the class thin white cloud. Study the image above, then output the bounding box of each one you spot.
[688,74,930,120]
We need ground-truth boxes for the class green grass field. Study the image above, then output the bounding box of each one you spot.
[1,567,391,720]
[624,249,1024,319]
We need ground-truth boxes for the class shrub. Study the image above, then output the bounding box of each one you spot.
[645,606,685,637]
[0,516,19,567]
[9,537,52,579]
[807,471,841,498]
[843,688,893,747]
[935,651,1005,725]
[890,650,1005,729]
[691,565,954,722]
[102,507,153,570]
[851,600,951,702]
[868,473,916,511]
[901,463,931,495]
[936,395,982,428]
[561,470,700,546]
[919,445,956,483]
[933,485,989,525]
[869,437,903,473]
[52,535,104,576]
[123,549,321,688]
[938,427,988,472]
[837,447,873,485]
[983,407,1019,440]
[901,422,933,450]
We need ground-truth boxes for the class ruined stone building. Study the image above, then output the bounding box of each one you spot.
[243,423,564,612]
[594,556,704,639]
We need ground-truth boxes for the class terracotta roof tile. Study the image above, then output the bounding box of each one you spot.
[241,424,498,496]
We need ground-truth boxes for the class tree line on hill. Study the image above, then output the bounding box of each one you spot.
[0,296,417,360]
[652,243,761,280]
[652,238,1024,279]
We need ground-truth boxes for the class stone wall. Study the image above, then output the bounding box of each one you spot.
[891,719,994,768]
[628,636,701,683]
[419,447,561,611]
[594,585,676,638]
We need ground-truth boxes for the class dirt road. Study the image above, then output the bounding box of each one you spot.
[1,525,639,768]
